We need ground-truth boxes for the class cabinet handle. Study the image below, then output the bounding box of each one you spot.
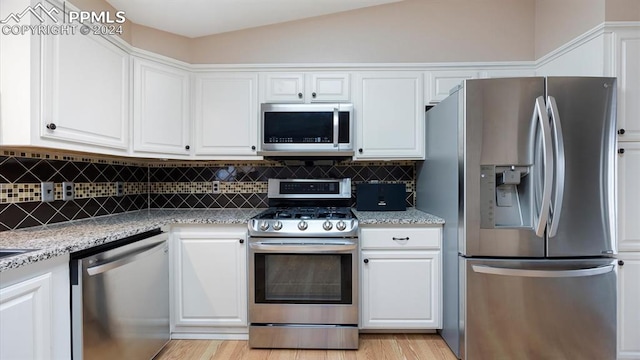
[251,146,256,151]
[392,237,410,241]
[46,123,57,130]
[618,148,625,154]
[185,145,190,150]
[618,260,624,266]
[312,92,317,98]
[363,259,369,264]
[358,148,363,153]
[239,239,245,244]
[298,92,303,99]
[618,129,626,135]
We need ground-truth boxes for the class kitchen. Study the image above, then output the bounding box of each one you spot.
[0,0,639,359]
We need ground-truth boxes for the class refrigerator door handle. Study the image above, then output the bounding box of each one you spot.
[533,96,553,237]
[547,96,565,238]
[472,264,614,278]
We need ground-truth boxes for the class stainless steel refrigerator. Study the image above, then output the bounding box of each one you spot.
[416,77,618,360]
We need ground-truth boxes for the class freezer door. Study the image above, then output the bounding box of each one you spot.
[546,77,617,257]
[463,258,616,360]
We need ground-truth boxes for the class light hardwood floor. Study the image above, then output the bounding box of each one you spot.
[154,334,457,360]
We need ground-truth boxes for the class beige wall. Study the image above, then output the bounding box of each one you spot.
[71,0,638,64]
[130,24,191,63]
[605,0,640,21]
[534,0,605,59]
[191,0,535,64]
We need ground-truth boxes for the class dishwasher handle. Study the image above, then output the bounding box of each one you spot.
[86,240,167,276]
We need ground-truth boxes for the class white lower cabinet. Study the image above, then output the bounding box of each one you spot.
[0,256,70,360]
[171,225,248,337]
[359,226,441,329]
[618,253,640,359]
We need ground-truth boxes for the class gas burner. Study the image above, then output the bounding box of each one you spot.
[249,179,358,237]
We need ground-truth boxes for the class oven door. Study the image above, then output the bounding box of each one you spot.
[248,238,358,325]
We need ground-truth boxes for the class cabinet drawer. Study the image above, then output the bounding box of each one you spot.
[360,227,441,250]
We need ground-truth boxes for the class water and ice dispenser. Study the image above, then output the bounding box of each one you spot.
[480,165,533,229]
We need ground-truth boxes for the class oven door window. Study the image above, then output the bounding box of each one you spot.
[254,253,352,304]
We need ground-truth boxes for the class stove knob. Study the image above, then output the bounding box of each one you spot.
[259,221,270,231]
[336,220,347,231]
[298,220,308,231]
[273,221,283,231]
[323,220,333,231]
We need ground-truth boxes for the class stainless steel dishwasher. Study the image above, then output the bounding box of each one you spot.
[71,229,170,360]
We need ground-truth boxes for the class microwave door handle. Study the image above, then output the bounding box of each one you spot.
[333,107,339,148]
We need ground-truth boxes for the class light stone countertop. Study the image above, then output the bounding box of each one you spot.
[0,209,263,273]
[353,207,445,225]
[0,207,443,273]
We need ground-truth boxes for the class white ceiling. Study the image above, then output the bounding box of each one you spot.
[106,0,403,38]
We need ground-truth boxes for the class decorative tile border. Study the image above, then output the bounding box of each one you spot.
[1,147,148,166]
[0,182,147,204]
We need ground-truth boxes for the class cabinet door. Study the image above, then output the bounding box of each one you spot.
[615,30,640,142]
[354,72,425,159]
[618,254,640,359]
[0,273,52,360]
[133,59,191,156]
[173,229,247,327]
[194,73,259,157]
[308,73,350,102]
[360,250,441,329]
[425,70,478,104]
[262,73,305,103]
[41,32,129,150]
[618,143,640,251]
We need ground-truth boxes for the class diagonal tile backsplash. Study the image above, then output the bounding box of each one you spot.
[0,149,149,232]
[0,148,416,232]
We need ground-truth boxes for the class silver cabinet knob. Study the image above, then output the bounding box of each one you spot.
[336,220,346,231]
[298,220,308,231]
[259,221,270,231]
[322,220,333,231]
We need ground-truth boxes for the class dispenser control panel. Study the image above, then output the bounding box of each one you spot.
[480,165,496,228]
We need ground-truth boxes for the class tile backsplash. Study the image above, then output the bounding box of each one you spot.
[0,149,148,232]
[0,148,416,232]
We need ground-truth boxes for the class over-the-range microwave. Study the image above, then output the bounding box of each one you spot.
[258,103,353,157]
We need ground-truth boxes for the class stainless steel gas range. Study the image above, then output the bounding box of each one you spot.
[247,178,359,350]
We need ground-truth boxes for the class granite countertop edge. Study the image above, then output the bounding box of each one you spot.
[0,207,443,273]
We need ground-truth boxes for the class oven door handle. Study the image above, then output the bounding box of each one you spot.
[250,242,357,253]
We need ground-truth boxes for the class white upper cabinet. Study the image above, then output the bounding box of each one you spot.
[354,71,425,159]
[261,72,350,103]
[615,29,640,142]
[133,58,191,156]
[193,72,260,158]
[618,143,640,252]
[425,70,478,104]
[41,29,129,151]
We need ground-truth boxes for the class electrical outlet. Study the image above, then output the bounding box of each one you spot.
[212,181,221,194]
[116,182,124,197]
[62,182,75,201]
[41,182,54,202]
